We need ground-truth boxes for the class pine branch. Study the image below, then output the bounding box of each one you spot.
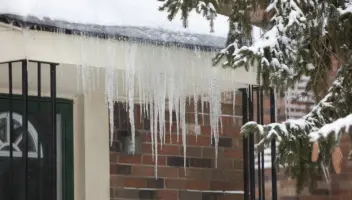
[241,55,352,193]
[159,0,219,32]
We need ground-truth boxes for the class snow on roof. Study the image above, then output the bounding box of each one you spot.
[0,0,231,49]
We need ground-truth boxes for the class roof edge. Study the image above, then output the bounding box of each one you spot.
[0,14,225,52]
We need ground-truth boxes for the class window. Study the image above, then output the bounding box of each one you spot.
[110,102,142,155]
[0,95,74,200]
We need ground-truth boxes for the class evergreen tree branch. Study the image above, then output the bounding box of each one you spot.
[241,53,352,193]
[159,0,219,32]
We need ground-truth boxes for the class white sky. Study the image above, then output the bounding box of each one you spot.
[0,0,230,37]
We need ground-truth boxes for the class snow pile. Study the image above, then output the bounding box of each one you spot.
[0,0,228,37]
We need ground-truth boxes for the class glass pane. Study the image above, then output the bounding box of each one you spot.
[0,117,6,142]
[0,111,63,200]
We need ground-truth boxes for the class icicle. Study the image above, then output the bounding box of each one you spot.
[128,86,135,153]
[192,64,200,140]
[233,89,237,122]
[194,94,199,141]
[163,70,167,145]
[168,65,175,143]
[127,45,137,153]
[150,102,155,160]
[209,69,221,168]
[168,98,174,143]
[175,97,180,142]
[201,94,205,125]
[180,95,187,174]
[106,65,115,146]
[153,96,159,178]
[145,94,150,119]
[220,111,223,135]
[138,67,143,123]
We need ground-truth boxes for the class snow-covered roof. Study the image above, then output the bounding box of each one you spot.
[0,0,230,50]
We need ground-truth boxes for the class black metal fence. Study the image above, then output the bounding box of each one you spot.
[240,86,277,200]
[0,59,58,200]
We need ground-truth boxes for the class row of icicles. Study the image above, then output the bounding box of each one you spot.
[107,90,239,177]
[104,69,243,177]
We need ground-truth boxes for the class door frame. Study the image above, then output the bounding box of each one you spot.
[0,93,74,200]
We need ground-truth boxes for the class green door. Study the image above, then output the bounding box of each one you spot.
[0,94,73,200]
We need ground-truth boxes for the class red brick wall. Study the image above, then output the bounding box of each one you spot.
[110,94,248,200]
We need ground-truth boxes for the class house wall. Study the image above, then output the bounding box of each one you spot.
[0,23,257,200]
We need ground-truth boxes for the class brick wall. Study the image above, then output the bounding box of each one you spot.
[109,92,253,200]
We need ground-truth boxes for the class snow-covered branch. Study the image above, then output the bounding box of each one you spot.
[159,0,219,31]
[241,57,352,193]
[242,62,352,143]
[214,0,321,95]
[309,114,352,142]
[337,1,352,16]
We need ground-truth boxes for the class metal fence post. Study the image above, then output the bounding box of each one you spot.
[248,86,255,200]
[241,88,249,200]
[270,88,278,200]
[50,64,57,200]
[22,60,29,200]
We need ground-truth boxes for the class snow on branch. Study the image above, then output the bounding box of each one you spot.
[309,114,352,142]
[214,0,313,94]
[159,0,219,31]
[337,1,352,16]
[241,64,352,149]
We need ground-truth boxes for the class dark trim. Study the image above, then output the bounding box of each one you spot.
[8,62,14,200]
[37,62,44,200]
[22,60,29,199]
[0,59,26,65]
[50,64,57,200]
[256,88,262,200]
[260,87,265,200]
[0,94,73,105]
[240,88,249,200]
[61,100,74,200]
[248,86,255,200]
[0,15,223,52]
[0,59,59,65]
